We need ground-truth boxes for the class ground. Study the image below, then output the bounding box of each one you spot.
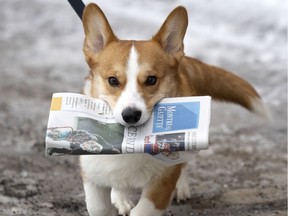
[0,0,287,215]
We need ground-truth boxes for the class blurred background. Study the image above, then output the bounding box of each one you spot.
[0,0,286,215]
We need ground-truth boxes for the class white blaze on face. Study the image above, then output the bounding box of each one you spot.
[113,45,149,126]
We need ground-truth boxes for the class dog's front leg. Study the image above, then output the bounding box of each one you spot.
[83,182,118,216]
[111,188,135,215]
[130,164,182,216]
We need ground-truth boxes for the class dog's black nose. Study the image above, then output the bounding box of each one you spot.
[122,107,142,124]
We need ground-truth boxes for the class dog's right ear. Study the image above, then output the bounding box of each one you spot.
[82,3,117,56]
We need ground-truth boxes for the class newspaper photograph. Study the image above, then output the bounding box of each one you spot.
[45,93,211,165]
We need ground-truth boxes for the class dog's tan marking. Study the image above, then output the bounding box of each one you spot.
[145,164,182,210]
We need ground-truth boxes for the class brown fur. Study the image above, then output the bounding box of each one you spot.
[81,3,265,215]
[179,57,261,110]
[146,164,183,210]
[82,4,262,115]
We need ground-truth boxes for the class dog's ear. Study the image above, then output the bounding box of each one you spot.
[82,3,117,55]
[153,6,188,55]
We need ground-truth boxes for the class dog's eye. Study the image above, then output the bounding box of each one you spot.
[145,76,157,86]
[108,76,120,87]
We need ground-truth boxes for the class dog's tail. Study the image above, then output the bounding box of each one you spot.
[181,57,269,118]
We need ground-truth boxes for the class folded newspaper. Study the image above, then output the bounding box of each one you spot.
[45,93,211,165]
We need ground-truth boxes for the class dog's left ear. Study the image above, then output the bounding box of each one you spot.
[153,6,188,55]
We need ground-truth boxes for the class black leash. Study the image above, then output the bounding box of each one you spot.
[67,0,85,20]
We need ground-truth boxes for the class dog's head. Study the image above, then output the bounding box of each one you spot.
[82,3,188,126]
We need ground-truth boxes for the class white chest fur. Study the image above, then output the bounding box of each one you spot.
[80,154,165,189]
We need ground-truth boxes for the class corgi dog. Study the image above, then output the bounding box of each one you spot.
[80,3,267,216]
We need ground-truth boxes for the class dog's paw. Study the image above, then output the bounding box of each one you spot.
[111,188,134,215]
[175,181,191,203]
[175,166,191,203]
[113,199,135,215]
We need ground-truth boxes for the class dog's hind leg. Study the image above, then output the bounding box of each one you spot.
[175,164,191,203]
[111,188,135,215]
[130,164,182,216]
[83,182,117,216]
